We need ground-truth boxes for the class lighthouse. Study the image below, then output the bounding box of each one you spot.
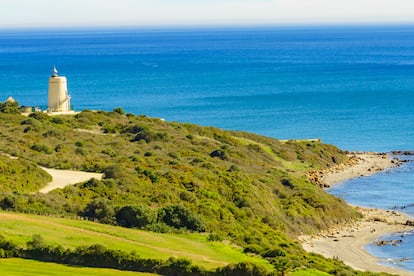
[48,66,71,113]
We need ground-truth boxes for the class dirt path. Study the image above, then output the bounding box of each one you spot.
[39,168,103,193]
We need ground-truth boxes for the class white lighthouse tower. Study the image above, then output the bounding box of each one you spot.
[48,66,71,113]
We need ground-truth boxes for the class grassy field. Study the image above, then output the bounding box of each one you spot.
[0,258,157,276]
[0,259,332,276]
[0,212,272,271]
[291,270,331,276]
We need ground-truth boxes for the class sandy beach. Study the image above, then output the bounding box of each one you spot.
[301,152,414,275]
[322,152,400,186]
[308,152,401,188]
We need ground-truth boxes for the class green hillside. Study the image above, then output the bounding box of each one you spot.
[0,105,370,275]
[0,154,51,193]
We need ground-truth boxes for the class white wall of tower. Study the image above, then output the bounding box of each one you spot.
[48,69,71,112]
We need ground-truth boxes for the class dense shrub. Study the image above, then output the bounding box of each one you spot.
[29,112,49,121]
[83,198,115,223]
[31,144,54,154]
[0,101,19,114]
[0,234,18,257]
[122,124,147,134]
[102,124,123,134]
[281,179,294,189]
[159,205,206,232]
[21,118,42,129]
[0,196,16,210]
[103,164,125,179]
[215,262,270,276]
[27,234,46,249]
[51,117,64,124]
[102,148,117,157]
[116,205,156,228]
[75,147,88,156]
[142,169,159,183]
[113,107,126,115]
[132,129,167,143]
[210,149,228,160]
[243,244,263,254]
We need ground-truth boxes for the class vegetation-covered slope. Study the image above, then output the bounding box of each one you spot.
[0,106,366,274]
[0,154,51,193]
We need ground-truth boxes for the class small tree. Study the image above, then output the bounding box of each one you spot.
[210,149,228,160]
[0,196,16,210]
[27,234,45,249]
[116,205,156,228]
[103,164,125,179]
[113,107,125,115]
[83,199,114,223]
[272,256,293,276]
[159,205,205,232]
[0,100,19,114]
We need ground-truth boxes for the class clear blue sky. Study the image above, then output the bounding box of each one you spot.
[1,0,414,28]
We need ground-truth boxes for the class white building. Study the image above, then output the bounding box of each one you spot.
[48,66,71,113]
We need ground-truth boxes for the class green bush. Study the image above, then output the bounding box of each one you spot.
[31,144,54,154]
[102,148,117,157]
[51,117,64,124]
[116,205,156,228]
[103,164,125,179]
[159,205,206,232]
[27,234,45,249]
[29,112,49,121]
[0,101,20,114]
[0,196,16,210]
[75,147,88,156]
[210,149,228,160]
[215,262,270,276]
[142,169,159,183]
[132,129,167,143]
[83,198,115,223]
[243,244,263,254]
[113,107,126,115]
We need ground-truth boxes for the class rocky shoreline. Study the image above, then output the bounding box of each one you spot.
[308,152,402,188]
[301,152,414,275]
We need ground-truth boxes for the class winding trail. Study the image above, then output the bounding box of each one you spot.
[39,168,103,193]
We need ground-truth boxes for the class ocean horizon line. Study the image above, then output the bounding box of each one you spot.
[2,22,414,33]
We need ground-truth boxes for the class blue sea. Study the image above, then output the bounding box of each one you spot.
[1,25,414,272]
